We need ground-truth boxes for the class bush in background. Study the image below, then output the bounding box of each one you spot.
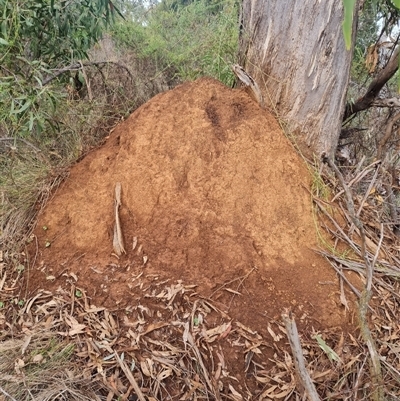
[111,0,239,87]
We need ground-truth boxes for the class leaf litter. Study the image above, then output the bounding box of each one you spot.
[1,256,398,400]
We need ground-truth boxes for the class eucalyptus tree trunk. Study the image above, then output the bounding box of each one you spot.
[239,0,357,159]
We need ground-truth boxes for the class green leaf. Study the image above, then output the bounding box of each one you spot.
[0,37,9,45]
[393,0,400,8]
[313,334,342,363]
[1,20,7,38]
[12,100,32,114]
[342,0,356,51]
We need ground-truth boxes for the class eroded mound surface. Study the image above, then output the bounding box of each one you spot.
[28,78,348,331]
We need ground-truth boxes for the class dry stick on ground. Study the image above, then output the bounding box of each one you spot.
[282,311,321,401]
[0,385,18,401]
[113,182,126,256]
[324,156,384,401]
[331,160,381,202]
[186,331,221,401]
[0,137,41,152]
[356,164,380,219]
[114,352,146,401]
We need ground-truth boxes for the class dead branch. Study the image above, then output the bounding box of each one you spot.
[384,173,400,237]
[113,182,126,256]
[0,137,41,152]
[282,311,321,401]
[42,61,133,86]
[377,111,400,160]
[343,46,400,121]
[0,385,18,401]
[232,64,265,108]
[114,352,146,401]
[323,155,384,401]
[372,97,400,108]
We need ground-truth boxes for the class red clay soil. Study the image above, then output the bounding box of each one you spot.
[27,78,353,336]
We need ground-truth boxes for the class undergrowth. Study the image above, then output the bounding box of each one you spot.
[111,0,239,87]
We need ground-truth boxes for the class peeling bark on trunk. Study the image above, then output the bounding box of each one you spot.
[239,0,356,158]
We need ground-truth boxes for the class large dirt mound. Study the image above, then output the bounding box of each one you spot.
[28,78,348,331]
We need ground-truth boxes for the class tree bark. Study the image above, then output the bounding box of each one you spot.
[239,0,357,159]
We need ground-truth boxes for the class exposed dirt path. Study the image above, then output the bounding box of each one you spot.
[27,78,352,339]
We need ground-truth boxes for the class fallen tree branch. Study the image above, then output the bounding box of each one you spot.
[113,182,126,256]
[323,155,384,401]
[0,137,41,152]
[282,311,321,401]
[0,385,18,401]
[114,352,146,401]
[42,61,133,86]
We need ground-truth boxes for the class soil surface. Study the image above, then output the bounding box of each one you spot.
[27,78,352,336]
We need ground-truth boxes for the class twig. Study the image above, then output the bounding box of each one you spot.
[186,331,220,400]
[331,160,381,202]
[323,155,384,401]
[0,385,18,401]
[343,46,400,120]
[356,164,380,218]
[42,61,133,86]
[372,224,384,270]
[0,137,41,152]
[209,267,256,299]
[313,198,362,256]
[282,311,321,401]
[324,257,362,298]
[113,182,126,256]
[324,156,372,287]
[114,352,146,401]
[377,111,400,160]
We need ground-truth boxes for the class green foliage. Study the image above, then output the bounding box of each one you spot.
[112,0,239,86]
[0,0,118,66]
[0,0,119,139]
[342,0,356,50]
